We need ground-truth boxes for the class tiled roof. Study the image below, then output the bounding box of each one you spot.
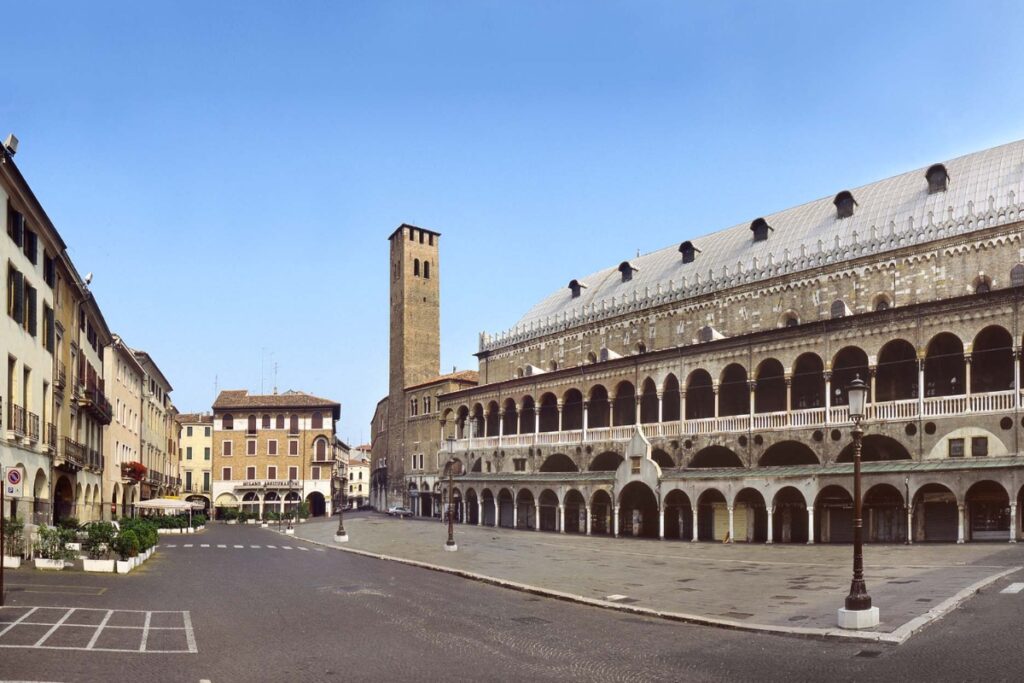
[212,389,340,412]
[486,139,1024,350]
[406,370,479,391]
[175,413,213,425]
[660,456,1024,480]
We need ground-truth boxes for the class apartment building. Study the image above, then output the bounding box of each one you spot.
[177,412,213,513]
[134,350,178,500]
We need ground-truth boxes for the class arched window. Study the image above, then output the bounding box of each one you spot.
[261,414,270,429]
[548,360,558,371]
[1012,264,1024,288]
[311,411,323,429]
[975,276,992,294]
[223,414,234,430]
[830,300,847,319]
[275,414,284,429]
[413,259,420,277]
[289,414,299,434]
[315,438,327,459]
[874,297,890,311]
[586,351,597,364]
[634,341,647,354]
[423,261,430,279]
[409,398,418,416]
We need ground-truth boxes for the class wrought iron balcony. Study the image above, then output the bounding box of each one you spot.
[59,437,86,470]
[77,386,113,425]
[7,404,25,438]
[26,411,40,443]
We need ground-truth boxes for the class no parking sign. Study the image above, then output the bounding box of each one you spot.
[4,467,22,497]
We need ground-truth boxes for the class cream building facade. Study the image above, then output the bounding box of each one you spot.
[134,350,179,500]
[102,335,144,518]
[177,412,213,513]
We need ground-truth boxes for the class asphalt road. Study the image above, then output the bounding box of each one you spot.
[1,514,1022,682]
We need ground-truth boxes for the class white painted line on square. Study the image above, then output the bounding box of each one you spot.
[86,609,114,650]
[1000,582,1024,594]
[299,547,309,552]
[315,548,324,552]
[183,611,197,654]
[166,544,177,548]
[250,545,261,549]
[201,544,209,548]
[283,546,293,550]
[233,545,244,548]
[605,594,628,602]
[34,608,75,647]
[139,611,152,652]
[217,544,226,548]
[266,545,276,549]
[0,607,39,637]
[184,544,193,548]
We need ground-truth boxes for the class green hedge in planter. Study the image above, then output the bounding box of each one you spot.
[84,522,117,560]
[34,525,76,561]
[115,531,139,561]
[2,516,25,557]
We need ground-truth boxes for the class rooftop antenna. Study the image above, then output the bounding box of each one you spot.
[273,362,278,395]
[214,374,219,397]
[260,347,265,394]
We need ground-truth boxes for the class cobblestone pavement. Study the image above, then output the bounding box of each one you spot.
[295,513,1024,638]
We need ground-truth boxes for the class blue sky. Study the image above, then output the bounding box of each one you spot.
[5,1,1024,444]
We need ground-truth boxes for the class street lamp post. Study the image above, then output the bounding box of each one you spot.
[837,376,880,629]
[444,436,458,552]
[334,461,349,543]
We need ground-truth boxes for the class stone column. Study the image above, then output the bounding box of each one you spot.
[727,505,735,543]
[634,396,641,425]
[680,390,687,430]
[658,506,665,539]
[513,501,518,529]
[657,392,664,424]
[691,506,699,542]
[1015,349,1021,410]
[957,503,965,544]
[868,365,877,406]
[559,504,565,533]
[766,507,774,544]
[582,400,589,441]
[806,506,815,544]
[613,504,620,538]
[713,383,720,418]
[498,410,504,442]
[1010,502,1017,543]
[748,381,756,420]
[906,505,913,544]
[535,503,540,531]
[918,358,926,416]
[585,505,592,535]
[534,409,540,435]
[824,370,832,425]
[965,355,973,405]
[557,400,564,433]
[477,500,483,526]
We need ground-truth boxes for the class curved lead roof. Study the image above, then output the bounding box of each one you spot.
[487,139,1024,349]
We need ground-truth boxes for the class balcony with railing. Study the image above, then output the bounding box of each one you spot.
[447,389,1021,452]
[59,437,86,470]
[86,449,103,473]
[44,422,57,451]
[7,403,25,439]
[78,386,113,425]
[26,411,40,443]
[54,360,67,394]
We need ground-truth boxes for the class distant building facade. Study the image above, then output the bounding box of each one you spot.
[177,412,213,513]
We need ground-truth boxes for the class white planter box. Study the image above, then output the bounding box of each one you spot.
[186,527,195,534]
[285,528,295,535]
[248,519,259,525]
[83,559,116,573]
[158,528,170,535]
[34,558,65,570]
[116,560,132,574]
[261,523,268,528]
[226,520,237,525]
[67,542,82,552]
[130,556,141,568]
[2,555,22,569]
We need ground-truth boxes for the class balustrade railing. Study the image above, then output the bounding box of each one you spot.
[60,437,86,467]
[27,411,40,442]
[447,389,1023,451]
[8,404,25,437]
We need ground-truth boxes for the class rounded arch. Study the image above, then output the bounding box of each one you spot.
[925,332,965,397]
[689,446,743,469]
[519,396,537,434]
[696,488,727,541]
[501,398,518,436]
[538,393,559,432]
[966,480,1010,541]
[563,489,587,534]
[590,489,613,535]
[792,353,824,410]
[813,485,850,543]
[758,440,819,467]
[639,377,659,424]
[589,451,623,471]
[485,400,501,437]
[863,483,906,543]
[911,483,958,542]
[588,384,610,428]
[538,489,559,531]
[618,482,658,538]
[480,488,496,526]
[718,363,749,417]
[465,488,480,525]
[662,373,681,422]
[685,369,714,419]
[562,389,584,431]
[733,488,768,542]
[972,325,1014,394]
[612,381,636,426]
[515,489,536,530]
[53,475,74,522]
[876,339,918,402]
[836,434,912,463]
[651,448,674,468]
[774,486,809,543]
[497,488,514,528]
[306,491,326,517]
[540,453,579,472]
[831,346,869,406]
[754,358,785,414]
[663,489,693,540]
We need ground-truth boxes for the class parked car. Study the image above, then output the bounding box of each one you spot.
[387,505,413,518]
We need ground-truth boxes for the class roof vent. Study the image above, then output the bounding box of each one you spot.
[568,279,587,298]
[925,163,949,194]
[833,191,857,219]
[678,241,701,263]
[618,261,637,283]
[750,218,773,242]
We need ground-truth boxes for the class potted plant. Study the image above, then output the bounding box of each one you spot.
[224,509,238,525]
[297,502,310,523]
[33,525,75,569]
[82,522,116,573]
[115,530,139,574]
[2,516,25,568]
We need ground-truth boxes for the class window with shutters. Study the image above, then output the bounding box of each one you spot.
[289,414,299,434]
[7,204,23,246]
[288,466,298,480]
[7,264,23,324]
[311,411,323,429]
[25,285,36,336]
[223,413,234,430]
[23,229,37,265]
[289,439,298,455]
[222,440,233,456]
[43,304,54,352]
[246,466,256,479]
[247,414,257,434]
[261,413,270,428]
[222,467,232,480]
[276,414,284,429]
[247,439,256,455]
[43,253,55,288]
[268,465,277,479]
[315,439,326,459]
[312,466,321,480]
[268,439,278,456]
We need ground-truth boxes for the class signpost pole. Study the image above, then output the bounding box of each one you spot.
[2,467,6,607]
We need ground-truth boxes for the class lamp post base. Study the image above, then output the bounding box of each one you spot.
[837,606,880,630]
[444,542,458,552]
[334,533,349,543]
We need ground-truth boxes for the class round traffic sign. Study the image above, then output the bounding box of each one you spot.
[7,469,21,486]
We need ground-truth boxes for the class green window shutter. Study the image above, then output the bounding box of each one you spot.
[12,268,24,324]
[26,285,37,336]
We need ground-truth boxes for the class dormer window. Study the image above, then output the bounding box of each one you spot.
[618,261,637,282]
[678,240,700,264]
[925,163,949,194]
[750,218,772,242]
[568,279,587,298]
[833,191,856,219]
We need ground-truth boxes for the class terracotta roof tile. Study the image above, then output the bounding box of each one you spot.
[405,370,479,391]
[212,389,340,413]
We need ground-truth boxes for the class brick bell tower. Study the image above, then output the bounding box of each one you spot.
[387,224,441,504]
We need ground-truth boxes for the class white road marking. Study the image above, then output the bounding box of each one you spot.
[200,544,209,548]
[314,548,324,552]
[183,611,198,654]
[233,545,244,549]
[34,608,75,647]
[250,545,260,549]
[283,546,293,550]
[139,611,152,652]
[1000,582,1024,594]
[266,545,276,549]
[86,609,114,649]
[605,594,629,602]
[184,544,193,548]
[0,607,39,637]
[217,544,226,548]
[166,544,178,548]
[298,547,309,552]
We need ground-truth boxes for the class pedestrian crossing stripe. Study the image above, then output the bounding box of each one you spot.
[1000,582,1024,594]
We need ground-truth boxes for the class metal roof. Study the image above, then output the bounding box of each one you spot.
[484,139,1024,350]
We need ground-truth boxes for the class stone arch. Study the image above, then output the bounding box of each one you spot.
[465,488,479,525]
[562,388,584,431]
[925,332,966,397]
[863,483,906,543]
[754,358,785,413]
[663,489,693,540]
[696,488,728,541]
[911,483,957,542]
[618,482,658,538]
[836,434,912,463]
[589,451,623,471]
[590,489,613,535]
[972,325,1014,394]
[588,385,610,428]
[770,486,808,543]
[876,339,918,402]
[53,475,74,522]
[538,393,559,432]
[481,488,496,526]
[538,489,560,531]
[485,400,501,437]
[519,396,537,434]
[502,398,518,436]
[685,369,714,419]
[651,448,674,468]
[792,353,825,410]
[733,488,768,542]
[540,453,579,472]
[662,373,681,421]
[689,445,743,468]
[758,440,819,467]
[813,485,851,543]
[612,381,636,426]
[639,377,659,424]
[515,489,536,530]
[497,488,514,528]
[718,363,749,416]
[965,480,1010,542]
[563,489,587,533]
[831,346,870,406]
